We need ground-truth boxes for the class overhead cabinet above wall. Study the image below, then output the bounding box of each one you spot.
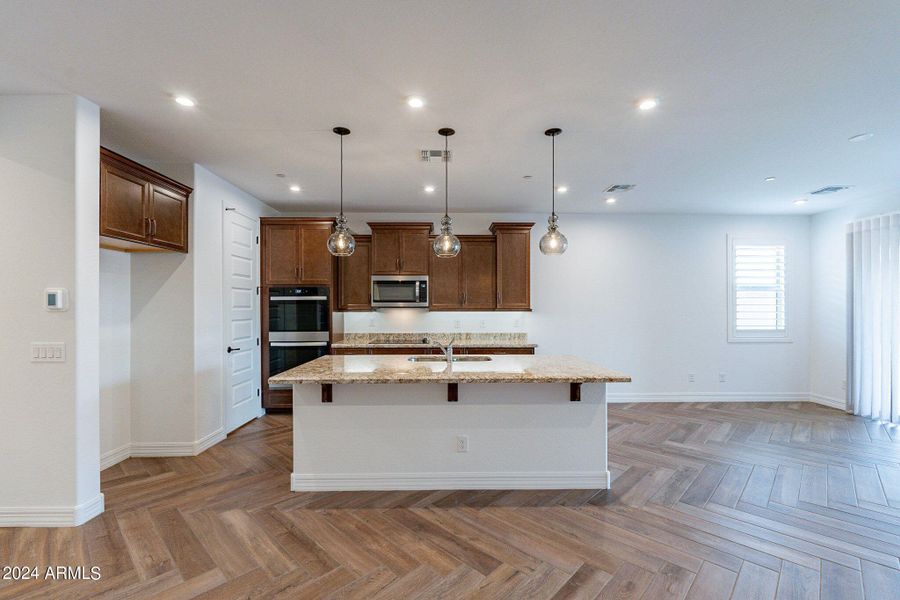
[261,218,334,285]
[369,222,433,275]
[99,147,192,253]
[335,221,533,312]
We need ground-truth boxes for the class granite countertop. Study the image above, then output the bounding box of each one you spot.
[330,332,537,349]
[269,354,631,385]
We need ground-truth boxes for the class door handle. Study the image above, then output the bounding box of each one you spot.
[227,346,241,353]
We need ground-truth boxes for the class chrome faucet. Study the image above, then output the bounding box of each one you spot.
[428,336,455,361]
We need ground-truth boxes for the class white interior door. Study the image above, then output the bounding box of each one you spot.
[224,209,261,433]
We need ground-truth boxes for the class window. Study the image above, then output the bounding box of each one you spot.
[727,236,789,342]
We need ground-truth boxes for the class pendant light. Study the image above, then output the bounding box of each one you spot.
[432,127,461,258]
[539,127,568,255]
[327,126,356,257]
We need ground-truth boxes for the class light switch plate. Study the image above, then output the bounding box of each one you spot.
[31,342,65,362]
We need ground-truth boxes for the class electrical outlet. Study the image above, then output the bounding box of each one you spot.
[718,373,726,383]
[841,379,847,391]
[479,320,486,329]
[456,435,469,453]
[454,320,461,330]
[513,318,522,329]
[688,373,695,383]
[368,316,376,328]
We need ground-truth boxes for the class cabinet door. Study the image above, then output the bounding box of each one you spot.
[149,184,189,251]
[338,237,371,310]
[399,229,430,274]
[299,224,333,284]
[100,162,149,243]
[494,226,532,310]
[372,229,401,274]
[429,250,463,309]
[462,239,496,309]
[263,224,300,284]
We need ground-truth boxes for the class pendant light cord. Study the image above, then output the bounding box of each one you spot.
[551,134,556,217]
[339,134,344,217]
[444,135,449,219]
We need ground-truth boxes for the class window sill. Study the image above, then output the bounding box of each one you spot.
[728,336,792,344]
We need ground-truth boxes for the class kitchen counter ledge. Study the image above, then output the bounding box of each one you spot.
[269,354,631,385]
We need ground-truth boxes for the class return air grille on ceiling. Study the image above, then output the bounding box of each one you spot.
[420,150,451,162]
[604,184,636,193]
[810,185,850,195]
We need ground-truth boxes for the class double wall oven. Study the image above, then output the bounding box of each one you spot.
[266,286,329,395]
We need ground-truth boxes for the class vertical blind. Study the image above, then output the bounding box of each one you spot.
[733,243,786,334]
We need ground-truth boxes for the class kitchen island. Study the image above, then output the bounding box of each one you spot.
[269,354,631,491]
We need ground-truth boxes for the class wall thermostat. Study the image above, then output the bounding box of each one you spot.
[45,288,68,311]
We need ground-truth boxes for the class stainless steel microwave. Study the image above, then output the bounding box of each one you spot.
[371,275,429,308]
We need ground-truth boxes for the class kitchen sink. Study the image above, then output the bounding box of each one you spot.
[407,355,493,363]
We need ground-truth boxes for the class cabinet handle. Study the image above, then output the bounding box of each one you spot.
[295,266,300,279]
[396,258,401,272]
[150,219,157,236]
[144,217,151,236]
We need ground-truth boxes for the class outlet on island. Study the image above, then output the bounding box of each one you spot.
[456,435,469,453]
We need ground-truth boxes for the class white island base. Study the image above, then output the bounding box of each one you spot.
[291,382,609,492]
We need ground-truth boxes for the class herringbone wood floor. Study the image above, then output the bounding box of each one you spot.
[2,402,900,599]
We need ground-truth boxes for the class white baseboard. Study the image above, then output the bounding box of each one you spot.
[100,443,132,470]
[607,392,810,404]
[810,393,847,410]
[291,470,611,492]
[106,428,226,466]
[0,493,104,527]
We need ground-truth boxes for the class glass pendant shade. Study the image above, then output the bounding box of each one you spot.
[433,215,461,258]
[539,213,568,255]
[327,214,356,257]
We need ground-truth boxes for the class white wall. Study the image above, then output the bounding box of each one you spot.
[192,165,276,441]
[0,95,102,525]
[99,250,131,464]
[102,162,275,458]
[809,194,900,407]
[332,212,812,401]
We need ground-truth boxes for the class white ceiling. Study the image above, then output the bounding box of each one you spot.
[1,1,897,215]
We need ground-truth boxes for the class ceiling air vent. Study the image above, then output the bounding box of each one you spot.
[420,149,451,162]
[604,184,636,193]
[810,185,850,195]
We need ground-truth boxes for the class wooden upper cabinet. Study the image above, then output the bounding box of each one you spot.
[429,236,496,311]
[299,222,334,284]
[338,235,372,310]
[262,224,300,285]
[490,222,534,310]
[462,238,496,309]
[261,218,334,286]
[429,249,463,309]
[369,223,433,275]
[148,185,188,250]
[100,147,192,253]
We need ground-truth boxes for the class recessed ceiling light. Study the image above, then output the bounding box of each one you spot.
[174,95,196,107]
[424,185,435,193]
[764,176,776,182]
[407,96,425,109]
[848,132,874,143]
[523,175,533,180]
[289,185,301,193]
[637,97,658,111]
[556,186,568,193]
[605,197,617,205]
[275,173,286,178]
[793,198,808,206]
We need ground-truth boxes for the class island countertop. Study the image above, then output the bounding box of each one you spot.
[269,354,631,385]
